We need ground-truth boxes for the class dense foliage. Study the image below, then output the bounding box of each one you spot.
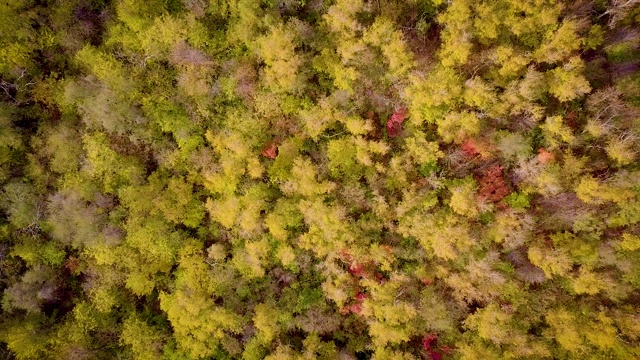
[1,0,640,359]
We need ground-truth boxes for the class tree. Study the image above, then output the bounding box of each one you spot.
[253,302,282,345]
[256,23,304,94]
[528,245,572,278]
[518,66,547,101]
[547,57,591,102]
[2,182,41,230]
[464,304,512,345]
[405,65,463,125]
[544,308,586,354]
[437,0,473,67]
[82,132,145,193]
[448,177,481,218]
[282,158,336,197]
[363,18,414,81]
[0,109,23,182]
[120,315,167,360]
[45,189,104,248]
[159,240,245,358]
[0,315,51,360]
[2,1,640,359]
[2,265,57,313]
[437,111,481,144]
[360,274,420,347]
[541,115,576,148]
[398,209,475,261]
[0,1,37,76]
[605,136,636,166]
[534,20,583,63]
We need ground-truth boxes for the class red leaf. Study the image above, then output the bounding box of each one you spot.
[440,345,453,354]
[462,138,492,159]
[261,142,278,159]
[64,256,80,273]
[355,292,368,303]
[387,121,402,137]
[386,108,408,138]
[422,334,438,350]
[461,139,480,158]
[349,303,363,314]
[380,245,394,256]
[421,278,434,285]
[349,263,366,277]
[538,148,554,164]
[339,248,353,263]
[477,164,509,203]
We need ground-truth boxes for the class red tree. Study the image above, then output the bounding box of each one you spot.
[537,148,554,164]
[477,164,509,203]
[386,108,408,138]
[261,142,278,159]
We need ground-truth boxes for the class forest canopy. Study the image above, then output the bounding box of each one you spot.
[1,0,640,359]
